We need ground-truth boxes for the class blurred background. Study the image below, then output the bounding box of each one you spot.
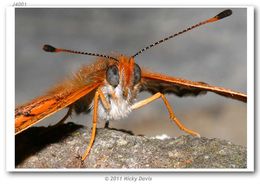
[15,8,247,145]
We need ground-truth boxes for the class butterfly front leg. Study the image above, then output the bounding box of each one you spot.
[131,92,200,137]
[81,88,110,161]
[98,89,111,128]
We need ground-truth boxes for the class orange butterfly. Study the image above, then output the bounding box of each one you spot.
[15,9,247,161]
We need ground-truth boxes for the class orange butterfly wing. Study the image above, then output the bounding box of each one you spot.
[141,70,247,102]
[15,83,101,134]
[15,58,112,135]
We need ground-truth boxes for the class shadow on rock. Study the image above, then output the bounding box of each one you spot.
[15,122,83,166]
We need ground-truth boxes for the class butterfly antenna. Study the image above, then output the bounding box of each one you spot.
[132,9,232,58]
[43,44,119,62]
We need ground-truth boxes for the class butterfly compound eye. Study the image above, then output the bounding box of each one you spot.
[106,65,120,87]
[133,63,141,85]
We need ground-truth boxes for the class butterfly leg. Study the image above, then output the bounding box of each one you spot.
[97,89,111,128]
[81,88,110,161]
[105,120,110,128]
[37,106,73,135]
[54,106,73,126]
[131,92,200,137]
[81,90,99,161]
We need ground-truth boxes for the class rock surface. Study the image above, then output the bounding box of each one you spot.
[15,123,247,169]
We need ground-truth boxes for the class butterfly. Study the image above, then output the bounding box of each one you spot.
[15,9,247,161]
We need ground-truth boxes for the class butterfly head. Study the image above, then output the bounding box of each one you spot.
[105,56,141,101]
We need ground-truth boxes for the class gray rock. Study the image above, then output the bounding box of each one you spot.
[15,123,246,169]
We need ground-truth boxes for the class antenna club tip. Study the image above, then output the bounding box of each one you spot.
[43,44,57,52]
[215,9,232,20]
